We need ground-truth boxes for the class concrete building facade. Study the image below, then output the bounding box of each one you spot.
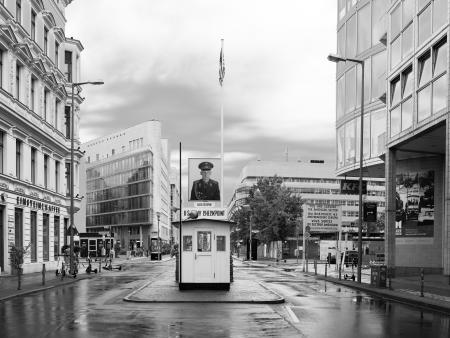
[79,121,171,252]
[0,0,86,274]
[333,0,450,275]
[227,161,385,259]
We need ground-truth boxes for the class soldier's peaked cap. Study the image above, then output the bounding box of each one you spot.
[199,161,214,170]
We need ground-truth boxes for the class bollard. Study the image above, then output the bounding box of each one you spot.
[338,265,342,280]
[42,264,46,286]
[314,260,317,275]
[420,268,424,297]
[99,260,101,273]
[17,266,22,290]
[325,262,328,277]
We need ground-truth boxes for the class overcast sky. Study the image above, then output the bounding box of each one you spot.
[65,0,337,203]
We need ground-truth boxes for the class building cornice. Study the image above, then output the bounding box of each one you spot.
[65,37,84,52]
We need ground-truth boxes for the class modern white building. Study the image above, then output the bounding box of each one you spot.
[78,120,171,252]
[0,0,87,274]
[227,160,385,259]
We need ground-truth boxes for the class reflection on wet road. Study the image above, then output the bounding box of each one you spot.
[1,260,450,337]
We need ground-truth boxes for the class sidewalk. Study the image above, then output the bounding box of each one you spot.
[124,258,284,304]
[0,254,171,302]
[241,257,450,314]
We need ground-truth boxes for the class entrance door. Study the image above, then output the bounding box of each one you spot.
[194,230,214,282]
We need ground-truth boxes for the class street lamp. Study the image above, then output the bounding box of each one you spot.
[327,53,364,283]
[156,211,161,260]
[241,205,253,261]
[69,81,104,275]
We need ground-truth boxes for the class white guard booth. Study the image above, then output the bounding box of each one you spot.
[178,218,232,290]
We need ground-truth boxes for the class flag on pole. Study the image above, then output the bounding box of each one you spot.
[219,40,225,86]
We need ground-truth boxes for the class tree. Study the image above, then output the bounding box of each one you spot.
[231,175,303,245]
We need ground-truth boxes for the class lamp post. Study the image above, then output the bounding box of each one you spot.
[156,211,161,260]
[327,53,364,283]
[69,81,104,275]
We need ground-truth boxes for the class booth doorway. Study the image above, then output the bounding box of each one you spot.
[194,230,214,282]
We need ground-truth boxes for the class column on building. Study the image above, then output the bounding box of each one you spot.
[385,148,396,272]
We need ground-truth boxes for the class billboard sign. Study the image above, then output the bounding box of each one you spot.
[188,158,221,205]
[395,170,434,239]
[340,180,367,195]
[303,204,342,233]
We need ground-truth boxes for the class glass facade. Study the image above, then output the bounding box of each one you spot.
[86,151,153,228]
[336,0,449,171]
[335,0,388,170]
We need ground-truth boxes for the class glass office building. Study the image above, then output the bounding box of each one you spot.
[86,152,153,249]
[80,120,171,252]
[333,0,450,276]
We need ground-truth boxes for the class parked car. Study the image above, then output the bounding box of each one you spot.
[418,207,434,225]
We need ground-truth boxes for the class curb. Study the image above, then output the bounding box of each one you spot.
[313,274,450,314]
[0,273,95,302]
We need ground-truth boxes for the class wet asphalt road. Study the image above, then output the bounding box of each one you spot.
[1,259,450,337]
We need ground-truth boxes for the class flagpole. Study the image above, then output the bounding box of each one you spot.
[220,38,224,208]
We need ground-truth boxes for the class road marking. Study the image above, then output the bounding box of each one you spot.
[285,305,299,323]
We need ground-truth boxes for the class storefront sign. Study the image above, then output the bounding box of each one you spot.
[183,208,226,220]
[340,180,367,195]
[16,196,61,214]
[303,204,341,233]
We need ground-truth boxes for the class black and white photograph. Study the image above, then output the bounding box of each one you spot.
[188,158,222,202]
[1,0,450,337]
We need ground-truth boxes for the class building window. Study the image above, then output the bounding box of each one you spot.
[65,106,71,138]
[30,211,37,262]
[44,89,49,121]
[43,213,49,261]
[65,162,70,196]
[112,149,115,155]
[357,4,371,54]
[44,27,48,55]
[0,49,3,89]
[64,51,72,82]
[390,1,414,69]
[31,147,36,184]
[417,37,448,122]
[16,0,21,24]
[30,77,36,111]
[389,66,413,137]
[14,208,23,248]
[15,64,21,100]
[44,154,49,189]
[55,99,60,129]
[16,139,21,179]
[345,67,356,113]
[54,216,60,259]
[31,10,36,40]
[372,0,388,46]
[0,130,3,174]
[372,50,387,101]
[55,42,59,67]
[55,160,60,193]
[346,14,357,58]
[87,156,90,163]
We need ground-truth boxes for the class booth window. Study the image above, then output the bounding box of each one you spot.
[197,232,211,252]
[183,236,192,251]
[217,236,226,251]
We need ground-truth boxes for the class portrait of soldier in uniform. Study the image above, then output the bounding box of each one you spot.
[190,161,220,201]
